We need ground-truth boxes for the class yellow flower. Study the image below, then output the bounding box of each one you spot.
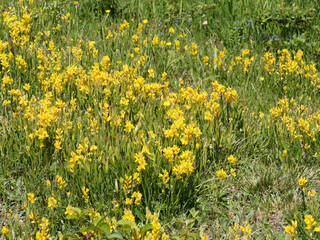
[27,193,37,204]
[162,72,167,81]
[204,111,213,121]
[36,217,50,239]
[120,97,129,106]
[240,221,252,235]
[227,155,237,165]
[65,205,75,215]
[307,190,316,197]
[284,225,295,236]
[292,220,298,229]
[88,208,101,220]
[180,31,186,38]
[1,226,9,235]
[23,84,31,91]
[173,151,194,179]
[135,152,147,172]
[259,112,265,119]
[132,191,142,206]
[230,168,236,177]
[16,55,27,70]
[190,42,198,56]
[125,198,132,205]
[200,228,209,240]
[216,169,226,180]
[304,215,316,230]
[124,121,135,133]
[282,150,287,158]
[298,177,307,187]
[143,19,148,24]
[159,170,170,184]
[54,175,67,189]
[169,27,174,34]
[148,130,156,139]
[48,197,58,209]
[122,209,135,222]
[148,69,155,78]
[29,212,35,220]
[152,35,159,46]
[3,100,11,106]
[82,186,90,203]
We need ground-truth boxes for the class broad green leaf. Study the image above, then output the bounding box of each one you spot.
[140,223,153,234]
[80,209,91,218]
[93,216,107,226]
[79,225,102,234]
[99,223,111,234]
[70,207,82,216]
[65,214,79,220]
[121,224,132,231]
[107,233,124,239]
[117,219,135,226]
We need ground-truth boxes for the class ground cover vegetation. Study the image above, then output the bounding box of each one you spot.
[1,0,320,239]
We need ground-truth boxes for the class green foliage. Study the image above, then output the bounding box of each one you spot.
[254,5,314,37]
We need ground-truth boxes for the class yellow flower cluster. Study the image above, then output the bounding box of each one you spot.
[36,218,50,240]
[228,222,252,240]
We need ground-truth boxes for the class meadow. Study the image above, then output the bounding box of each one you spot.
[1,0,320,239]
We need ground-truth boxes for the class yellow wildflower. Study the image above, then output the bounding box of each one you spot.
[298,177,307,187]
[216,169,226,180]
[1,226,9,235]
